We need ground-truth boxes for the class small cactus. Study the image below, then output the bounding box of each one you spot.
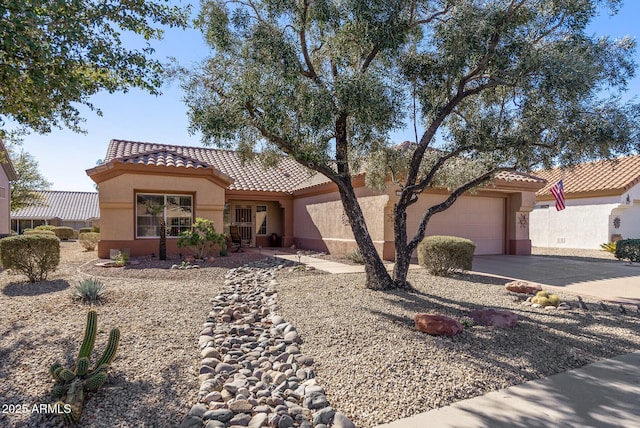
[532,290,561,307]
[50,310,120,424]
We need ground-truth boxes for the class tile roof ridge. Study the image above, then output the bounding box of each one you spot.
[109,138,237,155]
[38,190,99,195]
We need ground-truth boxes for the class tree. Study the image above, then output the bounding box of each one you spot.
[184,0,640,289]
[141,199,167,260]
[0,0,189,134]
[8,148,52,211]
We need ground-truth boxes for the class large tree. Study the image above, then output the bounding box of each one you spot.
[184,0,640,289]
[8,148,52,211]
[0,0,189,134]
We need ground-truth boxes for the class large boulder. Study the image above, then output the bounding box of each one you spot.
[505,280,542,295]
[469,308,518,327]
[414,314,463,336]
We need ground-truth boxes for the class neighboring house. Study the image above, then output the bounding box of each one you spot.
[86,139,545,259]
[0,140,18,236]
[530,155,640,249]
[11,190,100,233]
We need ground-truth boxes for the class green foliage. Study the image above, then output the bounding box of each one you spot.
[92,226,100,233]
[600,242,617,254]
[7,148,51,211]
[52,226,75,241]
[0,234,60,282]
[79,227,93,234]
[23,229,56,236]
[417,236,475,277]
[73,278,107,304]
[177,218,226,259]
[615,239,640,263]
[0,0,189,135]
[460,316,475,329]
[532,291,561,307]
[345,248,365,264]
[185,0,640,290]
[112,251,129,267]
[79,232,100,251]
[34,225,56,231]
[50,310,120,424]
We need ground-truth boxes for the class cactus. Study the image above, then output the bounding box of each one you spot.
[49,310,120,424]
[532,290,561,307]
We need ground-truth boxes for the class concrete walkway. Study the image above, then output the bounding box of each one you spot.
[377,350,640,428]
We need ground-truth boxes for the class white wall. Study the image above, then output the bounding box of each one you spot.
[530,195,620,249]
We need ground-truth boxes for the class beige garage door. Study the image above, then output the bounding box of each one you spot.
[407,195,505,255]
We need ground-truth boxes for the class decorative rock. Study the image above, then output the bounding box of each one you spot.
[249,413,268,428]
[332,412,356,428]
[189,404,208,418]
[228,399,253,414]
[312,407,335,425]
[303,391,329,410]
[414,314,463,336]
[469,309,518,328]
[278,414,295,428]
[205,420,226,428]
[505,280,542,295]
[203,409,234,422]
[229,413,252,425]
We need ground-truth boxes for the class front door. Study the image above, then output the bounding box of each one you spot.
[235,206,253,246]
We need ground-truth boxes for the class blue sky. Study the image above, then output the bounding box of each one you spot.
[11,1,640,192]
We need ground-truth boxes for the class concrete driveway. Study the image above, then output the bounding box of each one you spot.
[471,255,640,304]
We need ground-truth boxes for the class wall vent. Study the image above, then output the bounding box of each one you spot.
[556,237,565,244]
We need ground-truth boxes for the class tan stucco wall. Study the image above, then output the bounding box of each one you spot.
[0,170,10,235]
[293,187,388,255]
[98,173,226,257]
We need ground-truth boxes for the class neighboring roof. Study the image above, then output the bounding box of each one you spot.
[0,139,18,181]
[535,155,640,198]
[11,191,99,221]
[103,139,313,193]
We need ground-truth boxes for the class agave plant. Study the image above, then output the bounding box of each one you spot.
[600,242,617,254]
[73,278,107,303]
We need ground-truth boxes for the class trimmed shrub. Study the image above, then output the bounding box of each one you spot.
[79,227,93,234]
[417,235,476,276]
[52,226,75,240]
[24,229,56,236]
[0,235,60,282]
[92,226,100,233]
[35,225,56,231]
[615,239,640,263]
[79,232,100,251]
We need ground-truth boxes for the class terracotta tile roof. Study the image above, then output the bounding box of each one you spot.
[535,155,640,197]
[495,171,546,183]
[11,191,99,221]
[105,139,313,192]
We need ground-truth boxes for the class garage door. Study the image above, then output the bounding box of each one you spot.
[407,195,505,255]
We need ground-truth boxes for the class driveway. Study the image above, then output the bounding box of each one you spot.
[471,255,640,304]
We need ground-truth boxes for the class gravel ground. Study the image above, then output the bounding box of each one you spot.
[2,243,639,427]
[276,265,640,427]
[0,242,263,427]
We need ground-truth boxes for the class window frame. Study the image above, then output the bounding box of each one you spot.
[256,204,267,236]
[135,192,193,239]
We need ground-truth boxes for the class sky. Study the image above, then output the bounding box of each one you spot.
[9,1,640,192]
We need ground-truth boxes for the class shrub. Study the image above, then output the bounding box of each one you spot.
[92,226,100,233]
[615,239,640,263]
[0,235,60,282]
[79,232,100,251]
[35,225,56,231]
[345,248,364,264]
[79,227,93,234]
[52,226,75,240]
[177,218,226,259]
[24,229,56,236]
[112,251,128,267]
[417,235,476,276]
[73,278,107,303]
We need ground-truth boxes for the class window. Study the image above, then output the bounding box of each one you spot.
[136,193,192,238]
[256,205,267,235]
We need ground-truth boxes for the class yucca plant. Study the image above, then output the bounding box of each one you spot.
[600,242,617,254]
[73,279,107,303]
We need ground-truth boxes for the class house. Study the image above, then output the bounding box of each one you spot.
[0,140,18,236]
[86,139,545,259]
[11,191,100,233]
[530,155,640,249]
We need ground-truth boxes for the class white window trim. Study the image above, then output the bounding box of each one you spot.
[135,193,193,239]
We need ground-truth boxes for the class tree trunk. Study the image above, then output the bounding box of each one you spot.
[392,200,412,288]
[337,179,395,290]
[159,218,167,260]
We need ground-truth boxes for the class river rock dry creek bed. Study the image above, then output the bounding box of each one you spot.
[1,243,639,427]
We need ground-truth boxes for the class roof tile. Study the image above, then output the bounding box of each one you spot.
[11,191,99,221]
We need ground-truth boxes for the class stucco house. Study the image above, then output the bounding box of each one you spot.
[86,139,545,260]
[530,155,640,249]
[11,190,100,233]
[0,140,18,236]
